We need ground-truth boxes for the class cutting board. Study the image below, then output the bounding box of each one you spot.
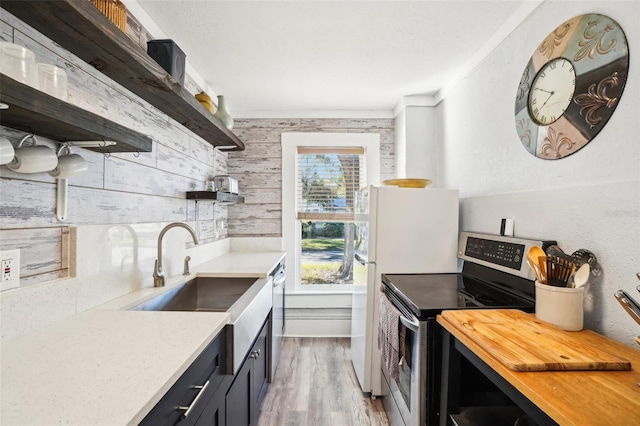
[440,309,632,371]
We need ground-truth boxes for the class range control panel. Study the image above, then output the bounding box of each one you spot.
[464,237,525,270]
[458,232,556,280]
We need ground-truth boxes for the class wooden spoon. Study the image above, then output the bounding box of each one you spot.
[527,246,546,283]
[571,263,590,288]
[528,246,546,283]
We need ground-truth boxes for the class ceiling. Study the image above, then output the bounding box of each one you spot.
[133,0,529,116]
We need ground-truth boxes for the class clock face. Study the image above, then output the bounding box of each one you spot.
[514,14,629,160]
[528,58,576,125]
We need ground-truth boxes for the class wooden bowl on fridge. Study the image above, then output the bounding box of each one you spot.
[382,178,432,188]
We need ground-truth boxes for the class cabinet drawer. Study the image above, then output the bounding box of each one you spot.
[140,328,227,425]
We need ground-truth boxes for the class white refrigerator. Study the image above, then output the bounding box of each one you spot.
[350,186,459,395]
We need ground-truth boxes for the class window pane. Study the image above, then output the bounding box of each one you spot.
[296,148,366,221]
[300,221,367,285]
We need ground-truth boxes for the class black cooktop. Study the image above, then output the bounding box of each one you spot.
[382,269,535,320]
[380,232,553,320]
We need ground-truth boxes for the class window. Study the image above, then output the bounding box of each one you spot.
[282,133,380,293]
[297,146,365,286]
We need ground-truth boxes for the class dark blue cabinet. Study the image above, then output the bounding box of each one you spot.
[225,317,269,426]
[140,328,227,426]
[141,315,271,426]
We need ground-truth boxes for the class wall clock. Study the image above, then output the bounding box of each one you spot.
[515,13,629,159]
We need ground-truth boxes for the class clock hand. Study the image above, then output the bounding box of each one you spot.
[534,87,553,95]
[540,91,555,109]
[545,99,565,108]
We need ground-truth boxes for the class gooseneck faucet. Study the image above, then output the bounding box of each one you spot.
[153,222,199,287]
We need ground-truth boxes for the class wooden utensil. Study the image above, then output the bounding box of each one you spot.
[538,256,547,284]
[526,246,545,283]
[569,263,590,288]
[526,257,539,281]
[546,256,575,287]
[527,246,546,283]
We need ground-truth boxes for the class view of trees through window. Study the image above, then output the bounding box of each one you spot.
[300,221,367,285]
[297,148,367,285]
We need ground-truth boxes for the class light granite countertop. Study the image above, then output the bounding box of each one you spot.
[0,251,285,426]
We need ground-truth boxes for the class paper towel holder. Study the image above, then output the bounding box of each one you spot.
[53,143,88,222]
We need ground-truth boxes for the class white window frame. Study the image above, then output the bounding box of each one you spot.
[282,132,380,294]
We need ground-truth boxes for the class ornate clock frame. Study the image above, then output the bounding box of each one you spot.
[515,13,629,160]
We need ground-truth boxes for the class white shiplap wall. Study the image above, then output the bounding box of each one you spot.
[0,8,229,267]
[0,6,230,337]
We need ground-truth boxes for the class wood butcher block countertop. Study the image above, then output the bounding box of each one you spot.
[440,309,631,371]
[437,309,640,425]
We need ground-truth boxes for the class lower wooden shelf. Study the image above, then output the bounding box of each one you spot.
[0,74,152,153]
[187,191,244,203]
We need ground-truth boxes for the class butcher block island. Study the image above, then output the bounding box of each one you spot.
[438,309,640,425]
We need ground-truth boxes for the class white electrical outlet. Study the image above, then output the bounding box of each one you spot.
[1,249,20,291]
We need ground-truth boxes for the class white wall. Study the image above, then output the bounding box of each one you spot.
[394,95,441,185]
[441,1,639,345]
[395,106,440,182]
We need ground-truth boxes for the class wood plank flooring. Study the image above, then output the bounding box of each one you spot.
[258,338,389,426]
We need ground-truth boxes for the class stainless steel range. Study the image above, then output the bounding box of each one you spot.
[379,231,556,426]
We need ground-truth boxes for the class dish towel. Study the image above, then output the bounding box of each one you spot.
[377,292,405,381]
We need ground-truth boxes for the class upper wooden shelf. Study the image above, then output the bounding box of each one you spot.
[1,0,244,151]
[0,74,152,153]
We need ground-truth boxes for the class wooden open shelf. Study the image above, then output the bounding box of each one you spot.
[187,191,244,204]
[1,0,244,151]
[0,74,152,153]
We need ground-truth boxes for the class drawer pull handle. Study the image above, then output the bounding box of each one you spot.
[177,380,210,418]
[250,349,261,359]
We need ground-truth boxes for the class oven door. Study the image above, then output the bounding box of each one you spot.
[381,308,427,426]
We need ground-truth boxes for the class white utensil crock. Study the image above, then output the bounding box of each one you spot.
[535,282,584,331]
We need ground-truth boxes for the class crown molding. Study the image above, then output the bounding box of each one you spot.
[233,109,395,119]
[433,0,546,105]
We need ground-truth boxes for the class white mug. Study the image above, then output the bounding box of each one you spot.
[6,135,58,174]
[49,153,87,179]
[0,136,16,165]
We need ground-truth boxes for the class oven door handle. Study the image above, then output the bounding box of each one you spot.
[399,314,419,333]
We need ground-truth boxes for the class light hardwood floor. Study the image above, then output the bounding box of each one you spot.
[258,338,390,426]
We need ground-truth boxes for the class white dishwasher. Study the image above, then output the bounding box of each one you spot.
[270,259,286,381]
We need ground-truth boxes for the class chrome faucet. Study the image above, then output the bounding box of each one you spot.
[153,222,199,287]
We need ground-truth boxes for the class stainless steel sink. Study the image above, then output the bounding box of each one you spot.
[129,277,258,312]
[128,276,273,375]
